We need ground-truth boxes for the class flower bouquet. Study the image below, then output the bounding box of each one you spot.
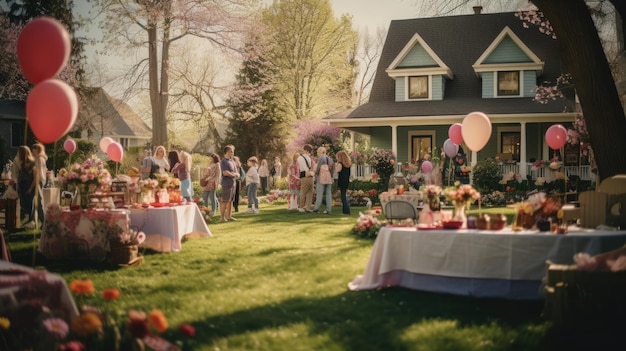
[444,184,481,226]
[109,228,146,265]
[57,156,113,208]
[352,212,382,239]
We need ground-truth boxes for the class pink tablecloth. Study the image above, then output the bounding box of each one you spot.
[129,204,212,252]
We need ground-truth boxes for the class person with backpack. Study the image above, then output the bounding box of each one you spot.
[312,146,334,214]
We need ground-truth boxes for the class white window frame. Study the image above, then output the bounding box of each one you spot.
[495,70,523,97]
[406,75,431,101]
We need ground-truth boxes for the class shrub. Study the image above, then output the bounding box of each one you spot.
[472,158,500,194]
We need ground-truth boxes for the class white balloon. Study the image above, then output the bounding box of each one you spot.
[99,136,114,153]
[461,112,492,152]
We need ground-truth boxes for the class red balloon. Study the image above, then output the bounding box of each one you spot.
[26,79,78,144]
[448,123,463,145]
[17,17,71,84]
[107,142,124,162]
[63,139,77,154]
[545,124,567,150]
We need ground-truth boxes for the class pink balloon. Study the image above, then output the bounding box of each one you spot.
[99,137,114,153]
[63,139,77,154]
[107,142,124,162]
[448,123,463,145]
[17,17,71,84]
[421,160,433,173]
[545,124,567,150]
[26,79,78,144]
[443,138,459,158]
[461,112,492,152]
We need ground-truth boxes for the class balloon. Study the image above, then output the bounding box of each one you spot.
[63,139,77,154]
[17,17,71,84]
[26,79,78,144]
[421,160,433,173]
[99,137,114,153]
[461,111,492,152]
[443,138,459,158]
[545,124,567,150]
[448,123,463,145]
[107,142,124,162]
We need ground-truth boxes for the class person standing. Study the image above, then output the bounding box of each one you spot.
[245,156,260,214]
[335,150,352,215]
[271,156,282,189]
[219,145,239,222]
[287,152,300,210]
[258,159,269,194]
[171,151,193,201]
[201,153,220,215]
[297,144,314,212]
[312,146,334,214]
[140,149,153,180]
[232,156,245,213]
[31,142,48,224]
[152,145,170,174]
[11,146,37,228]
[168,151,180,178]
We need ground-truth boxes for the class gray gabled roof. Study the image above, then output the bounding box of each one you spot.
[80,87,152,138]
[346,12,574,119]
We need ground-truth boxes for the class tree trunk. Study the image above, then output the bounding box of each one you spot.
[147,20,162,148]
[532,0,626,182]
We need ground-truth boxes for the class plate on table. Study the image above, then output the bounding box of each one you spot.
[442,220,464,230]
[150,202,168,208]
[416,224,443,230]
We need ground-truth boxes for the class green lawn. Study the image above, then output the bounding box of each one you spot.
[5,202,619,351]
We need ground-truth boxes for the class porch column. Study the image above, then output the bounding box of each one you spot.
[391,124,398,156]
[519,122,527,178]
[349,132,355,152]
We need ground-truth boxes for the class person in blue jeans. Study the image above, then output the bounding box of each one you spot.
[335,150,352,215]
[201,153,220,214]
[312,146,334,214]
[245,156,260,213]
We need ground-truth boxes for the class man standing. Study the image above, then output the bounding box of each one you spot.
[140,149,152,180]
[298,144,314,212]
[219,145,239,222]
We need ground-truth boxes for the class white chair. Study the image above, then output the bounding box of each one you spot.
[384,200,419,224]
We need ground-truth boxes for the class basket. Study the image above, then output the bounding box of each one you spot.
[109,241,141,266]
[544,263,626,329]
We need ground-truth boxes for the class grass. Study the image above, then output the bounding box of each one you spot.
[5,202,619,350]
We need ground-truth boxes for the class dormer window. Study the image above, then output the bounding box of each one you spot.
[408,76,429,99]
[497,71,521,96]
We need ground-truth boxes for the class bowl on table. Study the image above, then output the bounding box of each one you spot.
[442,220,464,229]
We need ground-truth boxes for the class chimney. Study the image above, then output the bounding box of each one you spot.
[473,6,483,14]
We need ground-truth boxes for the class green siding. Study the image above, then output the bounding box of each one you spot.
[483,37,532,64]
[482,72,495,98]
[370,127,392,149]
[398,44,437,67]
[432,75,444,100]
[523,71,537,98]
[395,79,405,101]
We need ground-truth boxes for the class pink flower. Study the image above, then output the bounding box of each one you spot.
[179,324,196,337]
[60,341,85,351]
[43,318,69,339]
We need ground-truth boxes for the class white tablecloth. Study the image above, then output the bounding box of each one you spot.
[348,226,626,299]
[129,204,212,252]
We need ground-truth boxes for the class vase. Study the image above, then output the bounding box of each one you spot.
[452,202,467,228]
[74,184,91,209]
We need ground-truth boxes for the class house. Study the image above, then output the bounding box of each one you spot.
[326,11,593,181]
[78,87,152,150]
[0,100,26,166]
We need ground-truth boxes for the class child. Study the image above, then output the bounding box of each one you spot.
[245,156,260,214]
[288,152,300,210]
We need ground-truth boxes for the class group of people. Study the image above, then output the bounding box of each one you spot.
[288,144,352,215]
[10,143,48,229]
[140,146,194,202]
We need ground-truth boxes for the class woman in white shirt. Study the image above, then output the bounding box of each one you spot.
[153,145,170,174]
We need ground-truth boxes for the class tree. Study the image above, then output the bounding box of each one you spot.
[354,27,386,106]
[224,34,290,162]
[531,0,626,181]
[98,0,254,148]
[261,0,358,120]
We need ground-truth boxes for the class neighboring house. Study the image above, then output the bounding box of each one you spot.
[78,87,152,150]
[327,11,593,181]
[0,100,26,165]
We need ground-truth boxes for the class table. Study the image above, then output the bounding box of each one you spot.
[348,226,626,300]
[39,208,130,261]
[379,192,422,210]
[0,260,79,323]
[129,204,212,252]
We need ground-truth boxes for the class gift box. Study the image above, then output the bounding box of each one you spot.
[543,263,626,329]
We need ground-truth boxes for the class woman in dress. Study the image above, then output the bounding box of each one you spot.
[11,146,37,228]
[152,145,170,174]
[335,150,352,215]
[271,156,282,189]
[287,152,300,210]
[201,153,221,214]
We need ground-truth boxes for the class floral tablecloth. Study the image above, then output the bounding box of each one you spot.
[379,192,423,210]
[38,207,130,261]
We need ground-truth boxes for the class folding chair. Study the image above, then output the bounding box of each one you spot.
[384,200,419,224]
